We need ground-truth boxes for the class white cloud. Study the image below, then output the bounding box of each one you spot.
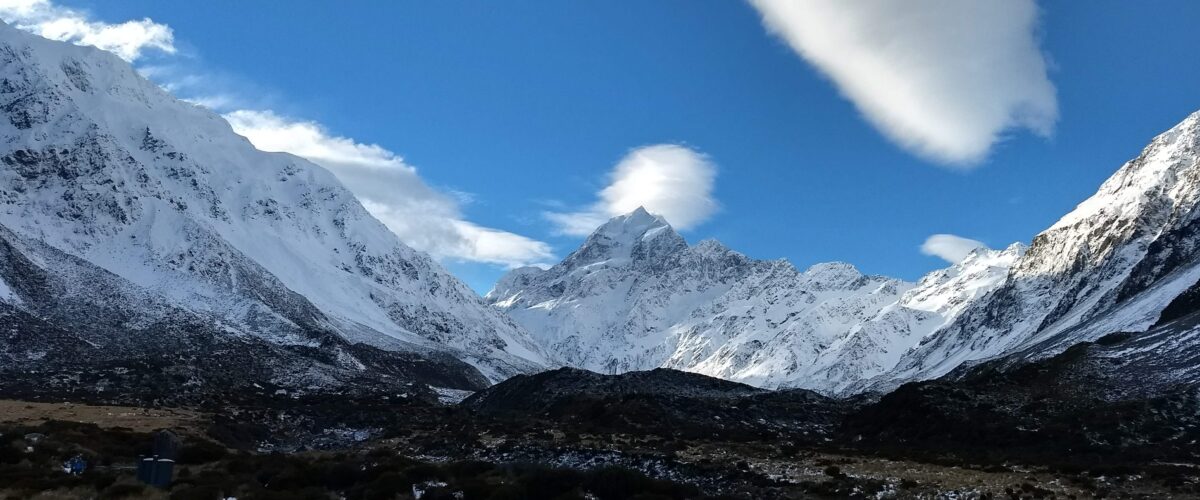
[223,110,555,268]
[547,144,718,236]
[921,234,987,264]
[748,0,1057,165]
[224,110,411,172]
[0,0,174,61]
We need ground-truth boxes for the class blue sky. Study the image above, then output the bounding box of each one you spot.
[6,1,1200,293]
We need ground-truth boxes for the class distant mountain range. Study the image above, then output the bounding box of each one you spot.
[490,111,1200,395]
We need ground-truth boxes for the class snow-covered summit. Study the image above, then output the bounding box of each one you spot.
[558,206,686,268]
[596,206,668,237]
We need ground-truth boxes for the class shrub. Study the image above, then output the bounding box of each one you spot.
[169,484,226,500]
[99,482,147,499]
[322,461,361,490]
[175,439,229,465]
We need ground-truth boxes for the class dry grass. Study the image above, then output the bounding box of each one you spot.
[0,399,207,433]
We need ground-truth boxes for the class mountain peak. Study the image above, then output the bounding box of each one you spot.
[954,242,1026,269]
[1000,242,1028,257]
[596,207,670,236]
[692,238,734,257]
[803,261,862,278]
[559,208,685,268]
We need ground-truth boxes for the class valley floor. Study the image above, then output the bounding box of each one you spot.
[1,398,1195,499]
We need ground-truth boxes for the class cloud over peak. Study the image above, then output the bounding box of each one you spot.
[547,144,719,236]
[749,0,1057,165]
[921,234,988,264]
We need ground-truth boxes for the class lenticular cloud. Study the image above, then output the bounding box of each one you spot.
[749,0,1057,166]
[547,144,719,236]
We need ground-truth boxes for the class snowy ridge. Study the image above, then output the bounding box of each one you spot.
[0,22,549,387]
[864,110,1200,392]
[488,207,1021,394]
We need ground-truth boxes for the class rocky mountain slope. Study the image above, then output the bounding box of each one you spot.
[845,307,1200,467]
[0,22,549,398]
[865,110,1200,392]
[487,208,1022,394]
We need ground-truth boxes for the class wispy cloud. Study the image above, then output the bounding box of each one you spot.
[225,110,554,268]
[921,234,987,264]
[547,144,718,236]
[0,0,554,269]
[748,0,1056,166]
[0,0,174,61]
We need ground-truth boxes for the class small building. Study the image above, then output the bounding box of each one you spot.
[136,430,181,488]
[136,456,175,488]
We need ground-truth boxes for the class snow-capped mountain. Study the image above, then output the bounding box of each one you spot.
[494,111,1200,396]
[0,22,549,395]
[487,207,1022,394]
[685,242,1024,393]
[865,110,1200,392]
[489,208,753,373]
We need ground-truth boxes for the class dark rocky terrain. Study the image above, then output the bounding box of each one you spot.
[462,367,851,443]
[844,290,1200,467]
[5,298,1200,497]
[4,355,1200,499]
